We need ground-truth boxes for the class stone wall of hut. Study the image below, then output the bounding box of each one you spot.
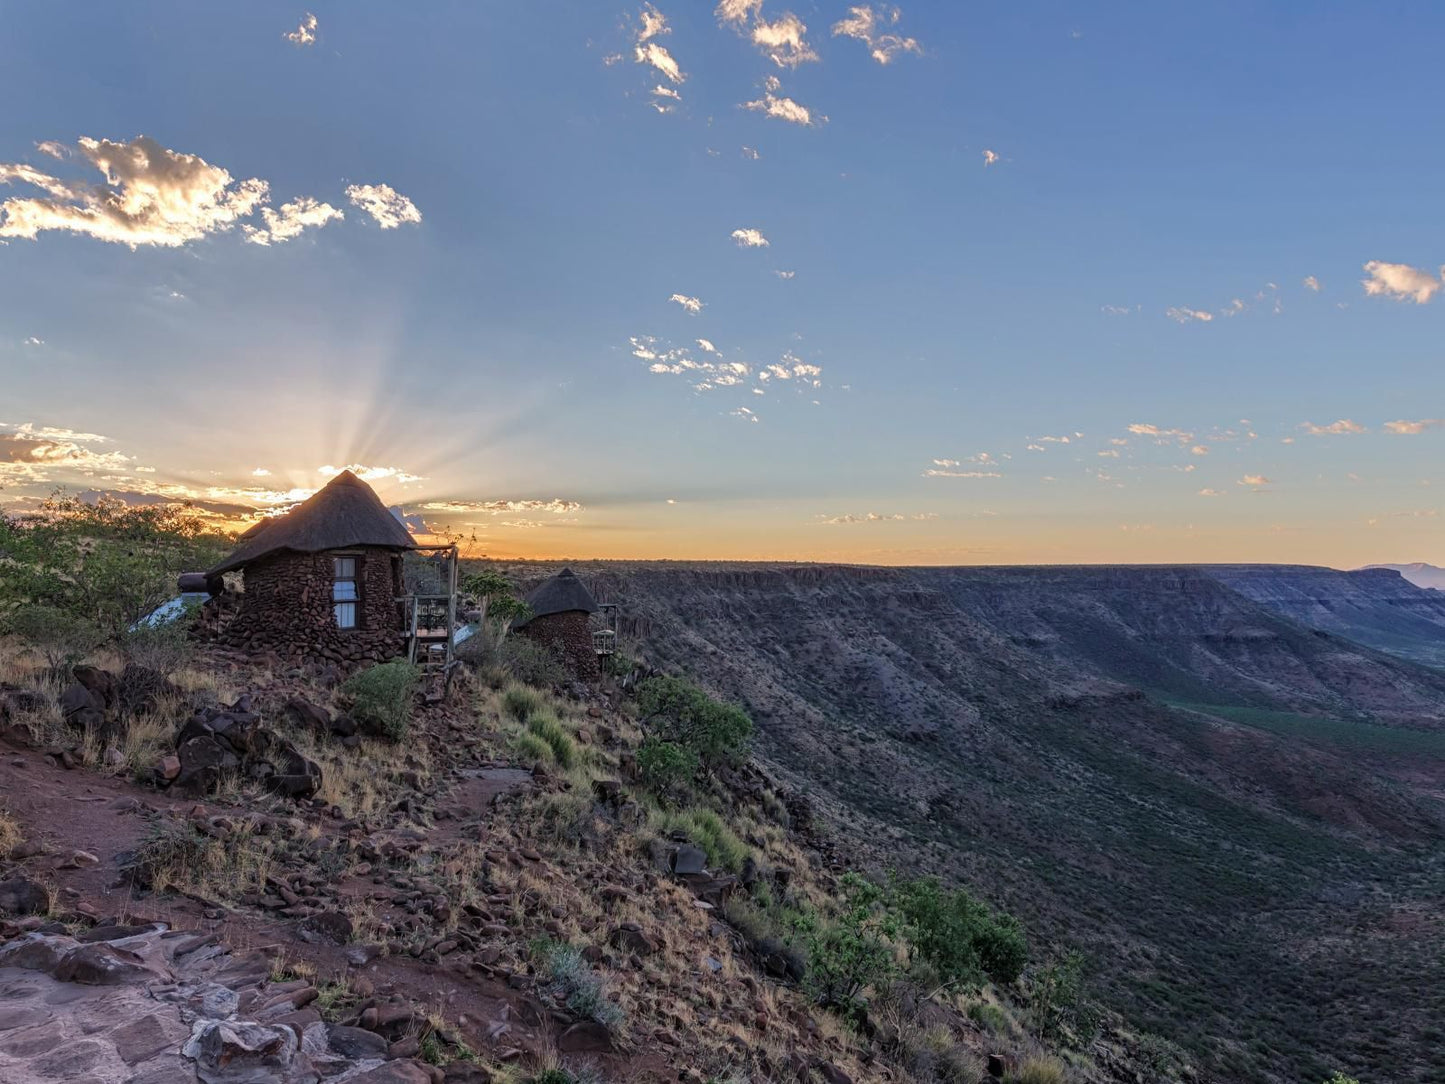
[218,547,404,667]
[517,611,600,682]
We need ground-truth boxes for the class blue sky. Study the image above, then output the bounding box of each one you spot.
[2,1,1443,564]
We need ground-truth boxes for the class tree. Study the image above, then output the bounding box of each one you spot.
[891,875,1028,992]
[801,873,898,1015]
[0,493,228,637]
[461,569,532,629]
[636,675,753,768]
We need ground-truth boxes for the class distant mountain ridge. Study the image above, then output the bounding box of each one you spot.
[1363,561,1445,590]
[1204,563,1445,668]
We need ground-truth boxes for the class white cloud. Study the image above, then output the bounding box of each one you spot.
[251,468,271,477]
[1303,275,1320,292]
[774,269,795,279]
[1190,445,1209,456]
[243,195,343,245]
[1383,418,1444,435]
[1362,260,1442,304]
[731,407,760,423]
[982,149,1000,167]
[1299,419,1366,436]
[0,422,131,484]
[732,227,770,247]
[669,293,704,314]
[1198,488,1224,497]
[22,336,43,346]
[1165,306,1213,324]
[637,3,668,42]
[716,0,763,26]
[634,6,686,85]
[696,338,718,353]
[285,12,318,45]
[345,184,422,229]
[742,76,823,126]
[819,511,936,525]
[1238,474,1272,488]
[500,519,546,529]
[833,5,922,64]
[317,464,424,485]
[421,498,583,515]
[0,136,268,248]
[922,468,1002,479]
[752,12,819,68]
[741,146,760,160]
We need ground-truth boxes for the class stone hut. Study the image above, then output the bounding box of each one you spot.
[205,470,415,666]
[514,568,601,682]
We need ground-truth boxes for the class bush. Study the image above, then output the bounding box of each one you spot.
[893,876,1028,990]
[636,738,698,797]
[530,940,624,1031]
[636,675,752,767]
[527,710,575,769]
[968,1001,1010,1036]
[802,873,899,1015]
[2,604,104,671]
[502,636,568,687]
[511,731,554,766]
[1009,1055,1067,1084]
[655,807,749,872]
[502,684,545,722]
[126,819,218,891]
[1027,952,1100,1047]
[0,495,228,636]
[342,661,420,740]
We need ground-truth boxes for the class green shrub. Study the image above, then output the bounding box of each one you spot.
[655,807,749,872]
[893,875,1028,990]
[342,661,420,740]
[511,731,554,766]
[636,675,752,767]
[2,603,104,671]
[502,636,568,687]
[636,738,698,797]
[968,1001,1010,1035]
[1323,1075,1361,1084]
[1027,952,1100,1046]
[527,710,575,769]
[802,873,899,1015]
[530,939,624,1031]
[502,684,545,723]
[0,495,228,636]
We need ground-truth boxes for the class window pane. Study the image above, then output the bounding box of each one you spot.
[333,581,358,601]
[334,601,357,629]
[334,557,356,578]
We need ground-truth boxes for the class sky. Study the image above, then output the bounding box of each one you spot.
[2,1,1443,566]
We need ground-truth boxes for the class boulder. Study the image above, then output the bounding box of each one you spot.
[297,910,353,945]
[174,735,241,793]
[326,1024,389,1059]
[0,875,50,916]
[284,698,332,735]
[186,1020,315,1084]
[671,844,707,875]
[557,1020,613,1054]
[608,923,657,956]
[53,942,165,985]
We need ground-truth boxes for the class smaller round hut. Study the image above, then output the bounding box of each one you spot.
[513,568,601,682]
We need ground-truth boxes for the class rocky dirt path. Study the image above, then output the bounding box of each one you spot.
[0,737,602,1081]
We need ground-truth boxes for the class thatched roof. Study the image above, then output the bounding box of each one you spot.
[514,568,597,628]
[207,470,415,576]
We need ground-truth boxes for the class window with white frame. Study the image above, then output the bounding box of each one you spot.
[333,555,359,629]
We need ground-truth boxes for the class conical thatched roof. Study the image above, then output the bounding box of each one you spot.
[208,470,415,576]
[514,568,597,629]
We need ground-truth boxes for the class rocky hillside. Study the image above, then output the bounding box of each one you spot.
[1205,564,1445,668]
[495,561,1445,1084]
